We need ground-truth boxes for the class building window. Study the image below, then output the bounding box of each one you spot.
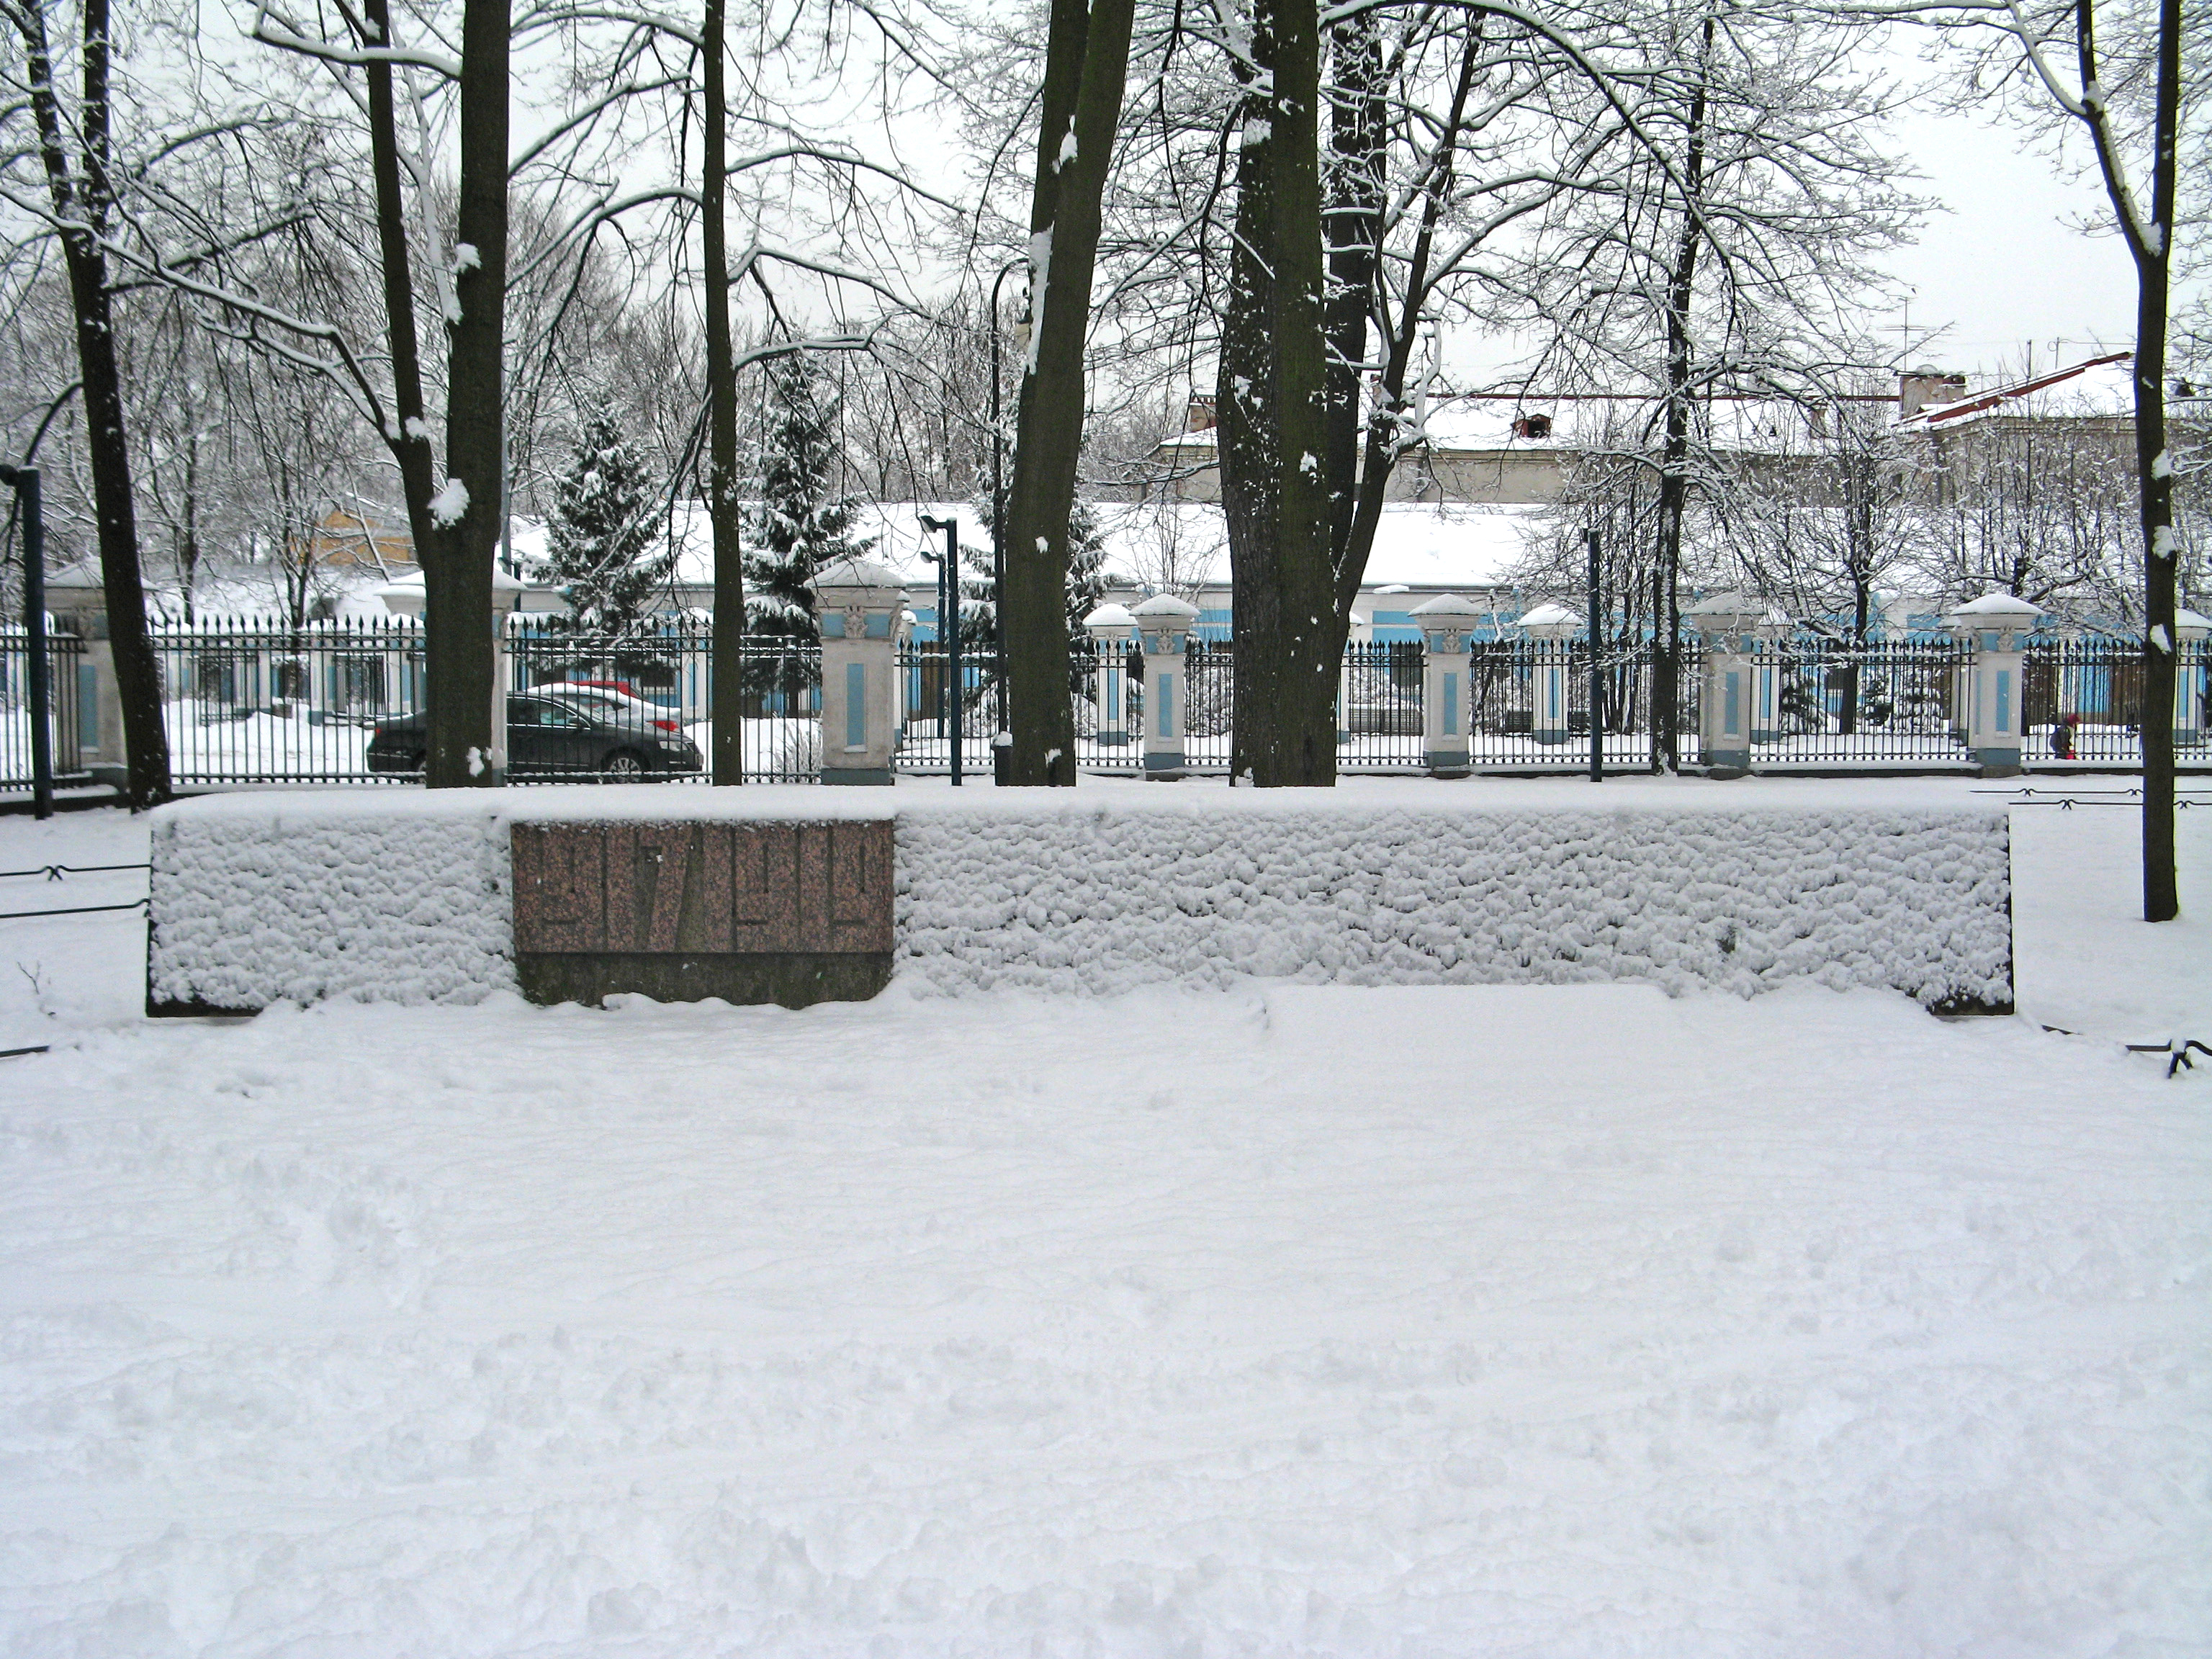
[1512,413,1552,440]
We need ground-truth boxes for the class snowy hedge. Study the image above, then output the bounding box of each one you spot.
[147,788,2011,1012]
[895,804,2013,1007]
[148,795,518,1012]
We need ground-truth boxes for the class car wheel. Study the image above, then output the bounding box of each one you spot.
[603,749,646,781]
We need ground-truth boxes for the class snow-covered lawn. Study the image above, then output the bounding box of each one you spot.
[0,778,2206,1657]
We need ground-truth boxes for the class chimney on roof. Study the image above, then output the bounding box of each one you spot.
[1899,368,1967,420]
[1184,394,1217,433]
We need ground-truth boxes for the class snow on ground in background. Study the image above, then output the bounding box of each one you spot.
[0,811,151,1050]
[0,791,2206,1656]
[2010,801,2212,1043]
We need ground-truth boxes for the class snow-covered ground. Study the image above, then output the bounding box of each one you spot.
[0,778,2206,1656]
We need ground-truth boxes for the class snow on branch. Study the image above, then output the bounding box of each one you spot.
[249,6,462,79]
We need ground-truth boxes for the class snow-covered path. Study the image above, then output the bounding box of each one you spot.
[0,782,2206,1656]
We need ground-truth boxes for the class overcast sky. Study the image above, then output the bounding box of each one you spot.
[1879,102,2140,382]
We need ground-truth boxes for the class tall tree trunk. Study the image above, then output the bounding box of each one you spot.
[1218,0,1338,787]
[1322,9,1382,559]
[15,0,171,807]
[1328,27,1479,636]
[2080,0,2182,921]
[424,0,508,786]
[1256,0,1336,785]
[999,0,1136,786]
[702,0,746,785]
[359,0,439,580]
[1219,52,1277,783]
[1651,14,1714,774]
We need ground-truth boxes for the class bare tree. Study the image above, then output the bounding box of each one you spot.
[2,0,172,805]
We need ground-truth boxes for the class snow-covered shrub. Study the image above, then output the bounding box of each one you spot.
[894,804,2012,1007]
[148,796,513,1010]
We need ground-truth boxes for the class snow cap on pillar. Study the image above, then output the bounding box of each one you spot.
[811,554,908,637]
[1082,601,1138,644]
[1685,591,1768,643]
[2167,606,2208,642]
[1516,601,1582,642]
[1409,592,1482,650]
[1942,590,2044,649]
[45,558,105,629]
[1130,592,1199,654]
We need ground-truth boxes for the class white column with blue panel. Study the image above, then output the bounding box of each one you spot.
[1517,602,1582,749]
[1943,591,2044,775]
[810,555,909,785]
[1130,593,1199,778]
[1082,602,1138,747]
[1686,592,1767,775]
[1411,593,1482,775]
[2172,608,2209,749]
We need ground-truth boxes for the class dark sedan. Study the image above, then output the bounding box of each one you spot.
[367,694,703,779]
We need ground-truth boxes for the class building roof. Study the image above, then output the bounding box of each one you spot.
[1893,352,2134,433]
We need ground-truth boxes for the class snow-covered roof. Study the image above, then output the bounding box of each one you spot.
[1894,352,2135,433]
[1159,396,1860,460]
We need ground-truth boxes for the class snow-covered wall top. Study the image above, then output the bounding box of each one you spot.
[146,787,2011,1012]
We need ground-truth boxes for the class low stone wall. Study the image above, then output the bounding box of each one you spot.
[145,788,2013,1014]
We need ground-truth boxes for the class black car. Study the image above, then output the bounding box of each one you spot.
[367,694,703,779]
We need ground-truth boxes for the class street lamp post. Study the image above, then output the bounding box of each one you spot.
[919,514,962,785]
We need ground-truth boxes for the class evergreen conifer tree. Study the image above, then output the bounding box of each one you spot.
[745,359,871,677]
[544,414,670,640]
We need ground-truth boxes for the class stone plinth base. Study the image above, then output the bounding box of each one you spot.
[516,950,889,1008]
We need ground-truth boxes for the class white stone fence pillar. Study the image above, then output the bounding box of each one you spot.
[1686,591,1773,776]
[1518,602,1581,747]
[1083,602,1138,747]
[1338,610,1372,745]
[1943,591,2044,775]
[1132,593,1199,778]
[1411,593,1481,776]
[44,562,123,788]
[811,555,907,785]
[2171,608,2209,750]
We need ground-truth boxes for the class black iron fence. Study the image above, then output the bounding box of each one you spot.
[1712,639,1974,768]
[136,620,2208,786]
[0,628,89,788]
